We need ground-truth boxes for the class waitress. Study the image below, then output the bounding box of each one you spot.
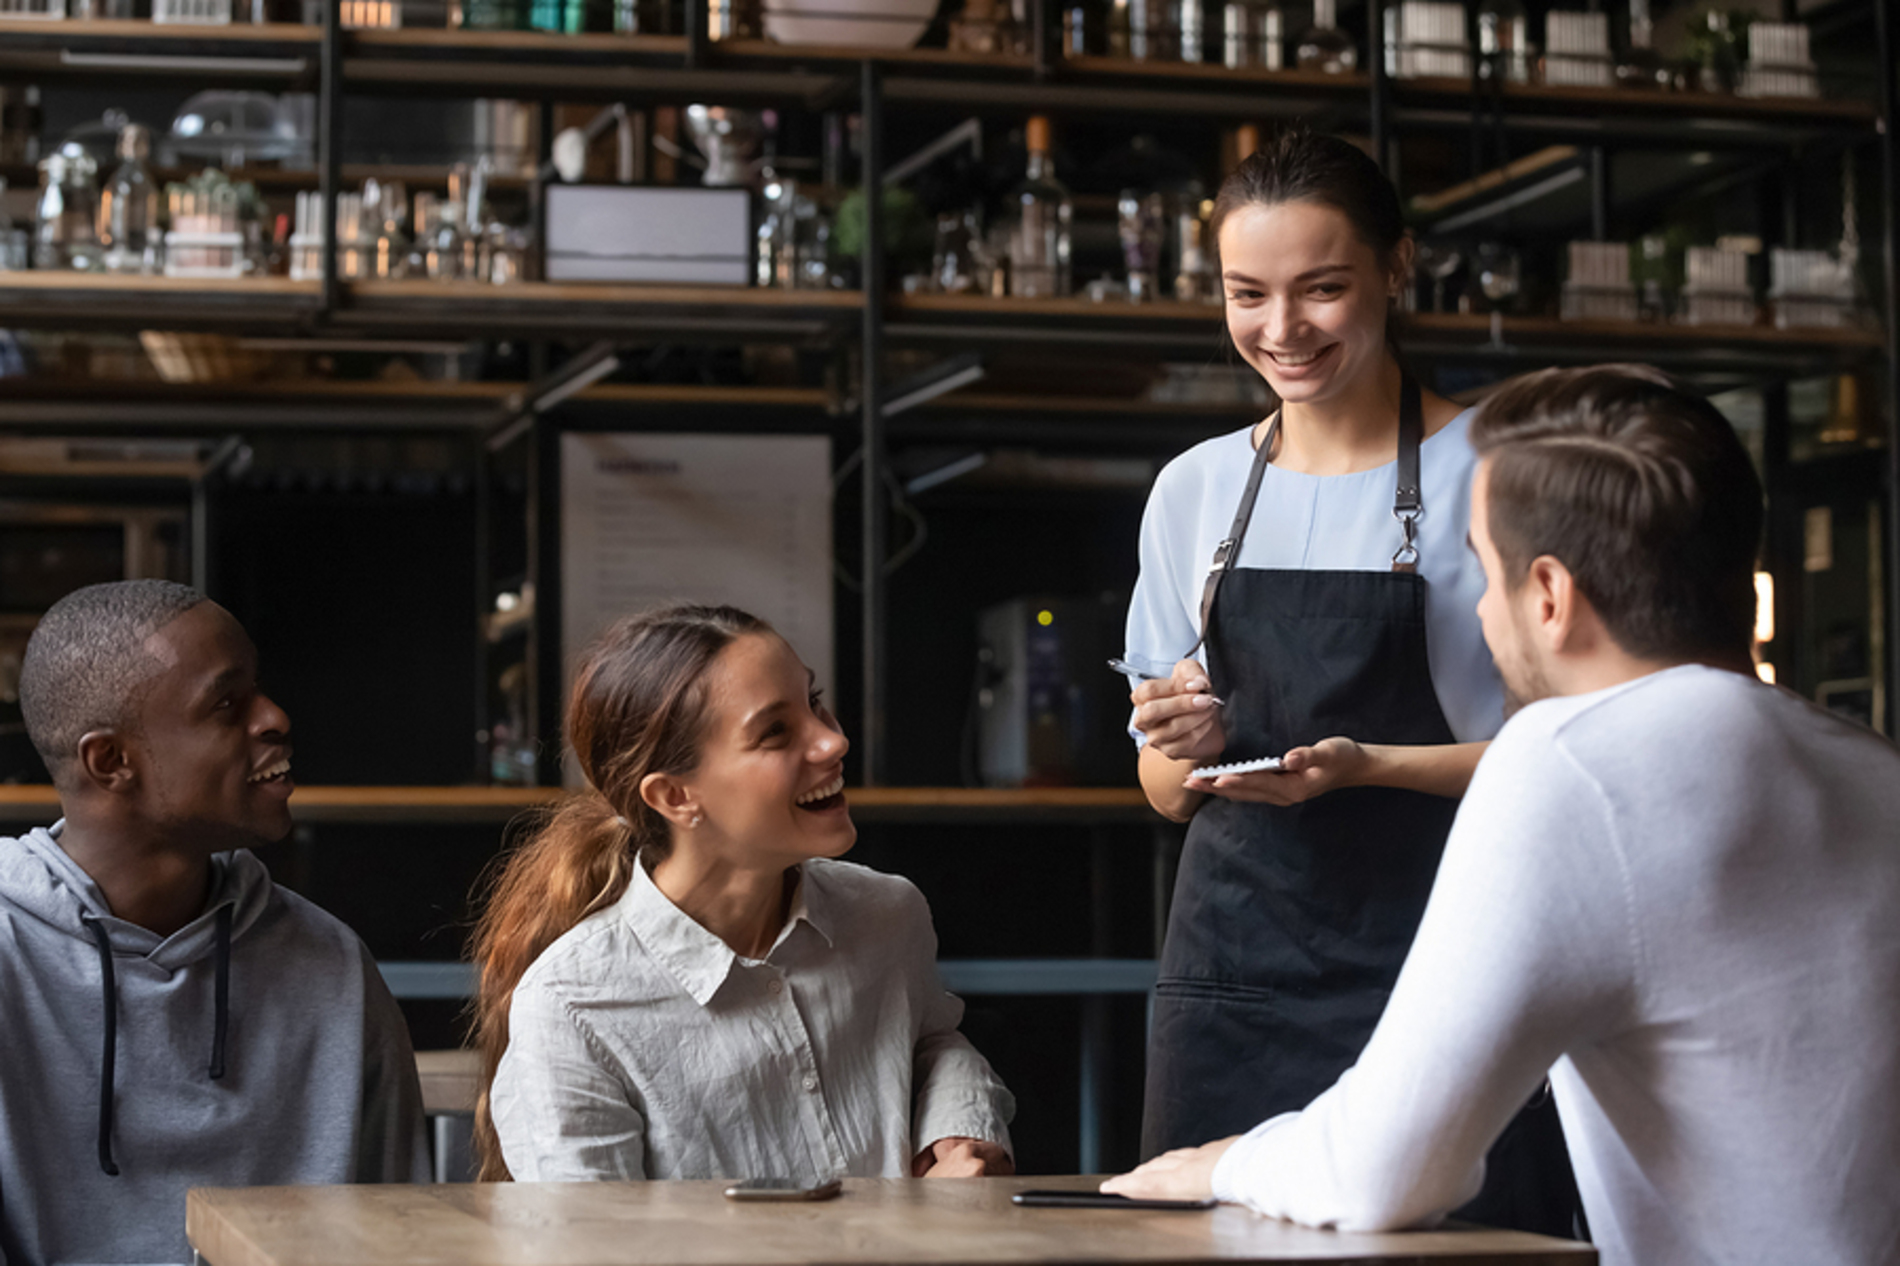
[1124,127,1577,1235]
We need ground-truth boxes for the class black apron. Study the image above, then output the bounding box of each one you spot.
[1141,376,1580,1238]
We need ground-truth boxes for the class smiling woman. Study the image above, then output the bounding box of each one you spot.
[468,604,1015,1186]
[1119,128,1579,1236]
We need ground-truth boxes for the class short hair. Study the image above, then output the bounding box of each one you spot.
[19,580,208,776]
[1469,365,1763,662]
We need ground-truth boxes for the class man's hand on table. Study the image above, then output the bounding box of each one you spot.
[913,1137,1015,1177]
[1099,1137,1239,1201]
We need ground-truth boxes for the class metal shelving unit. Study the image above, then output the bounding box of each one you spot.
[2,4,1896,755]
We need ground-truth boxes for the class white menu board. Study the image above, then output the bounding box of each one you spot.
[560,432,834,753]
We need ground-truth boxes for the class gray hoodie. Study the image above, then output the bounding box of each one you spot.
[0,824,429,1266]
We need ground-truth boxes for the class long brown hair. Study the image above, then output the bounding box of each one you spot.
[467,603,770,1180]
[1210,125,1405,267]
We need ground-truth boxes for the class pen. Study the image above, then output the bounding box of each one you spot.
[1107,658,1225,706]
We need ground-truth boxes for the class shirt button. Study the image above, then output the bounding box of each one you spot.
[802,1074,819,1093]
[769,979,784,995]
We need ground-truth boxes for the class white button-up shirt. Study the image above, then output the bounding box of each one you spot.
[490,857,1015,1183]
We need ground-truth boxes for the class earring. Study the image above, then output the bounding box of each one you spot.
[689,813,703,828]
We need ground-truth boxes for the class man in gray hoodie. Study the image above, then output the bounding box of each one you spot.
[0,580,428,1266]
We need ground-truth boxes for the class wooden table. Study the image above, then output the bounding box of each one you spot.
[188,1176,1595,1266]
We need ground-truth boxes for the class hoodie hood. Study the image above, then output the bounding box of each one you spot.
[4,824,275,1176]
[9,823,273,969]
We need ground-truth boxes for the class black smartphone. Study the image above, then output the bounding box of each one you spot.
[1011,1190,1217,1210]
[723,1177,844,1202]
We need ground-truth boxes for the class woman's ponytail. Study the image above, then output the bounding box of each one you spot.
[465,603,770,1181]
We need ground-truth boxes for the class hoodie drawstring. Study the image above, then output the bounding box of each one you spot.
[209,904,232,1080]
[80,915,121,1178]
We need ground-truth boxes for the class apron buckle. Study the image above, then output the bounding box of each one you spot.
[1391,509,1420,573]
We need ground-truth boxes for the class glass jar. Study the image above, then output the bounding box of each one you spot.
[1295,0,1357,73]
[426,199,468,281]
[34,145,104,273]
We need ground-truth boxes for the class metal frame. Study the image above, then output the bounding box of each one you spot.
[4,4,1894,750]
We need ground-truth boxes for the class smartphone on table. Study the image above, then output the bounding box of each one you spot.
[1011,1190,1217,1210]
[723,1177,844,1202]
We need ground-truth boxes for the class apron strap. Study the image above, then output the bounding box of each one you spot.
[1392,374,1424,574]
[1191,412,1280,657]
[1193,373,1429,652]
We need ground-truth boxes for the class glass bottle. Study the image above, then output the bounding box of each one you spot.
[1616,0,1670,89]
[426,199,468,281]
[1006,116,1072,299]
[34,145,103,273]
[1107,0,1132,56]
[1475,0,1529,83]
[0,178,21,272]
[1118,189,1165,302]
[1295,0,1356,74]
[99,123,162,276]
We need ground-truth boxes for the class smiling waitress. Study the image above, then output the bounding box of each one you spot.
[1123,128,1578,1235]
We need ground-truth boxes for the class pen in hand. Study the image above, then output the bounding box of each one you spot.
[1107,658,1225,707]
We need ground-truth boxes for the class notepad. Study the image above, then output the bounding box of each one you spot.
[1189,756,1285,778]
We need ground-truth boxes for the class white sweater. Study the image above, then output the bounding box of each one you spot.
[1210,665,1900,1266]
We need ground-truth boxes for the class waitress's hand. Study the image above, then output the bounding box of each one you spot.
[1130,660,1226,764]
[1186,736,1369,805]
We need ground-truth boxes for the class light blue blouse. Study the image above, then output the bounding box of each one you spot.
[1124,408,1505,745]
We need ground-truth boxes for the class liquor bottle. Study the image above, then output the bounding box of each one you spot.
[1006,116,1072,299]
[1615,0,1670,89]
[99,123,161,275]
[1294,0,1356,73]
[1475,0,1530,83]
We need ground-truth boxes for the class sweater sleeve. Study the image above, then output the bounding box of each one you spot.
[1209,720,1637,1229]
[355,947,432,1183]
[490,978,649,1181]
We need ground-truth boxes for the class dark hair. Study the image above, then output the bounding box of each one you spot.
[1470,365,1764,663]
[18,579,207,779]
[467,603,771,1181]
[1210,125,1406,268]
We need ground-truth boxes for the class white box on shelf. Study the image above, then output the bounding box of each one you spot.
[1384,1,1471,79]
[1769,248,1855,329]
[153,0,233,21]
[1561,240,1634,322]
[544,185,752,285]
[1740,21,1818,97]
[163,231,245,278]
[339,0,401,27]
[1685,245,1749,292]
[1679,294,1756,326]
[1544,10,1612,86]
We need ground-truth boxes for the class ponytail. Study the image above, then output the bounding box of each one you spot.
[468,794,637,1180]
[465,603,771,1181]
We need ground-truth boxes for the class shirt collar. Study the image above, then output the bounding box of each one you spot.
[620,857,834,1007]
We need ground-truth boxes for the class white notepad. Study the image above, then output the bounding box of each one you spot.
[1189,756,1285,779]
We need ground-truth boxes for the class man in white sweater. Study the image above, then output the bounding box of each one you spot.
[1106,365,1900,1266]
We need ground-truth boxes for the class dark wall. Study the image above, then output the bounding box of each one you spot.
[210,475,481,786]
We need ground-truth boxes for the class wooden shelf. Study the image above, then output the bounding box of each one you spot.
[1061,54,1367,91]
[0,16,317,41]
[894,293,1222,322]
[1397,75,1881,127]
[0,784,1156,823]
[349,27,685,55]
[720,39,1033,72]
[1404,310,1885,351]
